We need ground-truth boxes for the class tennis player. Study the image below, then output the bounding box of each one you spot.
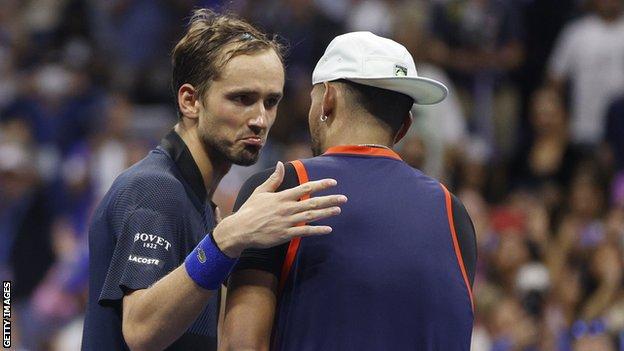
[81,10,346,351]
[221,32,477,350]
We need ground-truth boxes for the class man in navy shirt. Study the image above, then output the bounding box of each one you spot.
[82,10,347,351]
[221,32,477,350]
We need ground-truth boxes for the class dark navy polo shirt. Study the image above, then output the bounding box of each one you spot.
[233,145,476,351]
[82,131,219,350]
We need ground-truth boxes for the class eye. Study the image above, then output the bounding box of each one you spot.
[231,94,255,106]
[265,97,280,108]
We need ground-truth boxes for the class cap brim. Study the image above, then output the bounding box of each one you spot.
[347,76,448,105]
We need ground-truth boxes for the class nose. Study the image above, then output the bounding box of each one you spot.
[248,102,268,133]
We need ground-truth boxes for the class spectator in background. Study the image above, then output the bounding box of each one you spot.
[543,258,585,349]
[346,0,397,36]
[256,0,343,72]
[0,139,56,349]
[515,0,578,151]
[487,296,539,351]
[90,93,149,199]
[511,88,581,214]
[544,165,622,346]
[88,0,192,102]
[2,60,105,183]
[429,0,524,160]
[563,166,608,246]
[547,0,624,147]
[392,0,467,182]
[24,144,99,349]
[456,137,492,196]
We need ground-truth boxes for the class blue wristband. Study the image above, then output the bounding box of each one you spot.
[184,233,236,290]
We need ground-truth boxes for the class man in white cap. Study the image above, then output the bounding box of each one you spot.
[220,32,476,350]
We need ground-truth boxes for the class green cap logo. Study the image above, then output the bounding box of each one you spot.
[394,64,407,77]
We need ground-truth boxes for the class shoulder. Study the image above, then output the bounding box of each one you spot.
[233,163,299,212]
[109,156,186,213]
[241,162,299,191]
[449,192,470,220]
[401,164,444,190]
[435,183,473,229]
[117,150,180,189]
[297,154,354,173]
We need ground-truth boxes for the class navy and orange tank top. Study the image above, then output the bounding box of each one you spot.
[234,145,476,351]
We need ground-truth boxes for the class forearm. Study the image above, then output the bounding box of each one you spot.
[123,232,235,351]
[123,264,213,351]
[220,270,278,351]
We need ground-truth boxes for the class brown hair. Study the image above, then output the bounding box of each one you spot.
[171,9,285,117]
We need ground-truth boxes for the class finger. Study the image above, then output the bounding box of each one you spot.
[285,225,333,238]
[289,206,342,224]
[253,161,285,195]
[215,206,223,224]
[279,178,338,200]
[293,195,348,213]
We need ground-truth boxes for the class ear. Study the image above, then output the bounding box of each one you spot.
[321,81,337,120]
[393,111,413,144]
[178,84,201,119]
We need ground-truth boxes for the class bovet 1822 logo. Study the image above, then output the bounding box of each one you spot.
[134,233,172,251]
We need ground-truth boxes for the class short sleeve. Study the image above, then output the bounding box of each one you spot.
[231,163,300,277]
[98,174,184,305]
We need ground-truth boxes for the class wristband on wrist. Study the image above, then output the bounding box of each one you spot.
[184,233,237,290]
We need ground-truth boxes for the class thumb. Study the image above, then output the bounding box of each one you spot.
[253,161,285,194]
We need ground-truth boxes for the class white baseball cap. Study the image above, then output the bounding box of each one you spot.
[312,31,448,105]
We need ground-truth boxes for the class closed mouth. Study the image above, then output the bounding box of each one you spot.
[240,136,264,147]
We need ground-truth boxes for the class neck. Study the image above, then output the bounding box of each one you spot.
[322,114,395,151]
[174,123,231,199]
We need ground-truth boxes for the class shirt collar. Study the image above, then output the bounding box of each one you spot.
[322,145,403,160]
[160,130,208,204]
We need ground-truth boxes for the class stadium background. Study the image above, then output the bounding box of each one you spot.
[1,0,623,350]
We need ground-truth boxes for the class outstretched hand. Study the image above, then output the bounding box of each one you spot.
[213,162,347,258]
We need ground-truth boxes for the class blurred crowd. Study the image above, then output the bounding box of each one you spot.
[0,0,623,350]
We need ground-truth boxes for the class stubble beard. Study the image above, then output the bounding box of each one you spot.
[201,133,260,166]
